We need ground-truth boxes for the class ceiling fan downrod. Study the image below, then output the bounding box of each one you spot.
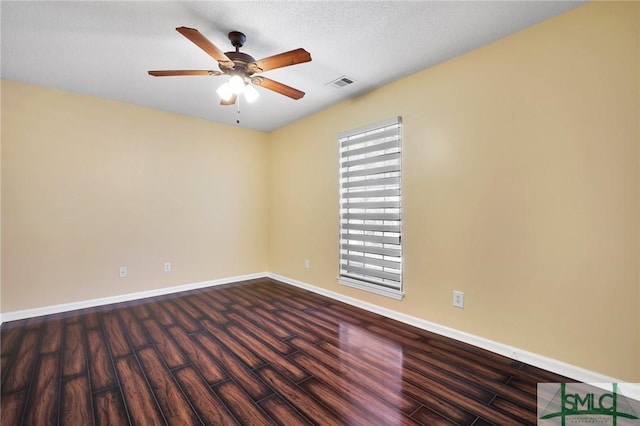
[228,31,246,53]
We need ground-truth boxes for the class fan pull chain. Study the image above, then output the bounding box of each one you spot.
[236,94,241,124]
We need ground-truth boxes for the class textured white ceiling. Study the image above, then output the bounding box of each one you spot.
[1,1,584,132]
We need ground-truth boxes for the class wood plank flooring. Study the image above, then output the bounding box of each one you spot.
[0,278,570,425]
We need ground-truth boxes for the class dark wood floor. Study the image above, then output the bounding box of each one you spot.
[1,278,569,425]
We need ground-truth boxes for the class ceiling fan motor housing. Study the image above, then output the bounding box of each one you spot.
[225,32,257,74]
[225,51,257,74]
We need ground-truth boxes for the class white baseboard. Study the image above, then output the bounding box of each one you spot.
[268,272,640,401]
[0,272,268,324]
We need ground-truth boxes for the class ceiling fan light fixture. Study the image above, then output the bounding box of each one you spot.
[150,27,312,113]
[216,82,234,101]
[229,75,245,95]
[244,84,260,103]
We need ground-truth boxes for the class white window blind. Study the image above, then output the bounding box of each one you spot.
[338,117,403,300]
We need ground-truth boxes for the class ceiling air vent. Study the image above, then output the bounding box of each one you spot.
[326,75,355,89]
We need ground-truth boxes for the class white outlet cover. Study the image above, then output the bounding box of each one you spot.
[453,290,464,308]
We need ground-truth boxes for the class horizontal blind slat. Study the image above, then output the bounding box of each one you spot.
[341,232,400,245]
[342,254,401,269]
[342,200,401,209]
[342,176,400,189]
[342,212,400,221]
[342,188,400,198]
[342,164,400,179]
[341,244,402,257]
[339,126,400,148]
[342,152,400,169]
[341,223,400,232]
[341,139,400,158]
[341,266,401,285]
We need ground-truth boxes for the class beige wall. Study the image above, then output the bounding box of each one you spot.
[1,80,268,312]
[268,2,640,381]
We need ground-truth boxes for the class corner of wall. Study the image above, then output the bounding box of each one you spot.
[637,0,640,384]
[1,80,4,320]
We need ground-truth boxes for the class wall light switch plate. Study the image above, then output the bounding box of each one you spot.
[119,266,127,278]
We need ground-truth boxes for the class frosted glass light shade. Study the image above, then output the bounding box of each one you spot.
[244,84,259,103]
[216,82,234,101]
[229,75,245,94]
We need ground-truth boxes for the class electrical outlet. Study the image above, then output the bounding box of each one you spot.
[119,266,127,278]
[304,259,310,269]
[164,262,171,272]
[453,290,464,308]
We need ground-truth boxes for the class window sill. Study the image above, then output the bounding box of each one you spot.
[338,277,404,300]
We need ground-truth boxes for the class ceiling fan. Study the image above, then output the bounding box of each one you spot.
[149,27,312,105]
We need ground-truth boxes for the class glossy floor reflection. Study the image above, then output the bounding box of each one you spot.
[0,278,569,425]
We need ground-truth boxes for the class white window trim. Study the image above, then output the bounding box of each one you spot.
[337,116,404,300]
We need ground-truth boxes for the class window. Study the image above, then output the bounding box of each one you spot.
[338,117,403,300]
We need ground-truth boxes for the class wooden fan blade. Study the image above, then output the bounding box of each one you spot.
[248,48,311,74]
[148,70,223,77]
[175,27,234,69]
[220,94,237,106]
[251,76,305,100]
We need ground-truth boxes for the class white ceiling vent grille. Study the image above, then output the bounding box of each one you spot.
[326,75,356,89]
